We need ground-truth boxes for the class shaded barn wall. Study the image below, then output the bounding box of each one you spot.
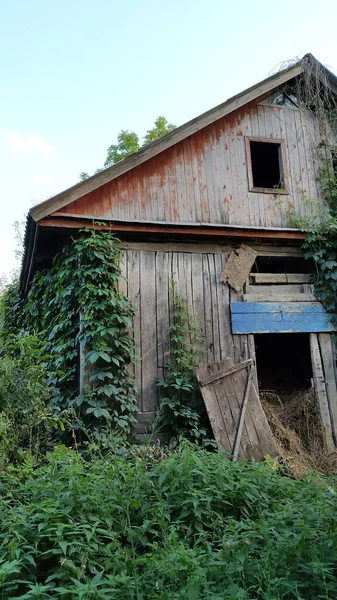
[58,100,326,229]
[118,243,266,418]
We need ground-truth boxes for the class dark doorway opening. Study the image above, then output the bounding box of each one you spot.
[254,333,312,392]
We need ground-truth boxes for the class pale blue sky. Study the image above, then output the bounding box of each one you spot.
[1,0,337,277]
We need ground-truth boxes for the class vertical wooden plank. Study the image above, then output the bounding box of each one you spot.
[318,333,337,445]
[208,254,221,362]
[156,252,171,370]
[140,251,158,412]
[174,144,189,222]
[202,254,215,363]
[190,134,203,223]
[127,250,142,410]
[182,138,196,223]
[214,252,233,360]
[191,253,206,345]
[310,333,335,452]
[118,250,128,295]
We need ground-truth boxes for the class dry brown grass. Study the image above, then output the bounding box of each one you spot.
[260,388,337,476]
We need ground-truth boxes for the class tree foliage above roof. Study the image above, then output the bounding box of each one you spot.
[79,116,176,181]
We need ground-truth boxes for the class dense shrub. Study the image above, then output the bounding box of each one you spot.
[1,443,337,599]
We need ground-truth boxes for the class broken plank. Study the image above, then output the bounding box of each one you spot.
[196,357,277,461]
[220,244,257,292]
[232,366,253,461]
[250,273,312,284]
[197,359,253,386]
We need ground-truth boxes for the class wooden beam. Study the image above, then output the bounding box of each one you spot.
[39,217,307,241]
[243,293,317,302]
[250,273,312,284]
[231,302,335,334]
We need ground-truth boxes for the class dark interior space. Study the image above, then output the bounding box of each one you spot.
[254,333,313,392]
[250,141,283,189]
[251,255,314,274]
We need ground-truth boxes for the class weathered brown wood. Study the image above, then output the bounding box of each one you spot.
[196,357,278,461]
[198,359,253,386]
[243,293,316,302]
[318,333,337,445]
[248,284,307,294]
[31,62,304,223]
[121,241,303,257]
[39,217,307,240]
[250,273,312,284]
[232,366,253,461]
[140,251,158,412]
[310,333,335,452]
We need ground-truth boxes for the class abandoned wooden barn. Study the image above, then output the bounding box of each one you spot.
[21,54,337,458]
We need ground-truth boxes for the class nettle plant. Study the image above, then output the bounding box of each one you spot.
[157,281,208,442]
[21,228,138,440]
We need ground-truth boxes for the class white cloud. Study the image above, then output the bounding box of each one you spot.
[0,130,55,159]
[34,175,54,185]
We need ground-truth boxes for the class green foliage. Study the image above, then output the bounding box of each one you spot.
[288,149,337,327]
[143,116,176,145]
[104,130,140,168]
[157,283,208,442]
[18,228,137,439]
[1,443,337,598]
[80,116,176,179]
[79,172,90,181]
[0,287,53,466]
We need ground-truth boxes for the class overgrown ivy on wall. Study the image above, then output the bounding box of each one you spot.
[278,57,337,326]
[6,228,138,440]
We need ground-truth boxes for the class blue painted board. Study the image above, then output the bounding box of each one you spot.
[231,302,335,334]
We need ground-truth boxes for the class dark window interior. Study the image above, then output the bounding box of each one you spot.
[251,255,314,275]
[250,141,284,189]
[254,333,312,391]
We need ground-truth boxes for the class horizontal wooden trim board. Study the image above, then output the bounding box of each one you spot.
[39,217,307,240]
[243,293,317,302]
[249,273,312,284]
[231,302,335,334]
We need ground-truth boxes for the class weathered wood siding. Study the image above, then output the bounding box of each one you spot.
[59,100,326,228]
[119,243,256,415]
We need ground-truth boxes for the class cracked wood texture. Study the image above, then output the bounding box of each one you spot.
[118,245,254,420]
[196,357,278,461]
[55,100,328,229]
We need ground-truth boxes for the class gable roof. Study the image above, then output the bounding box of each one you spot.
[20,54,337,294]
[30,53,337,224]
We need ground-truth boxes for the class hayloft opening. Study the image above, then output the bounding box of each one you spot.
[250,141,284,190]
[254,333,312,392]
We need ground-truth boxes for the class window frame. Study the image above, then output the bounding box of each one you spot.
[245,136,290,194]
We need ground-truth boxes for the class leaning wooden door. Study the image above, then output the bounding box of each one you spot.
[196,357,277,461]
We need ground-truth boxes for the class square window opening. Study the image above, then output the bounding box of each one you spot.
[250,141,284,190]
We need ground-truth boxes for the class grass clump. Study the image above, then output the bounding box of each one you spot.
[1,442,337,599]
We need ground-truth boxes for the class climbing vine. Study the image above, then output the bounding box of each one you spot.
[17,228,138,439]
[156,281,209,442]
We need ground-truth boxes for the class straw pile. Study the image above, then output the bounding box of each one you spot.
[260,388,337,476]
